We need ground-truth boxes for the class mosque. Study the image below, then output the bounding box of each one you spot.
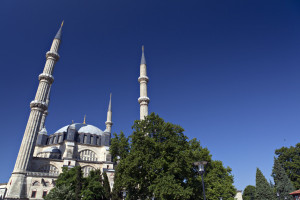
[1,22,150,199]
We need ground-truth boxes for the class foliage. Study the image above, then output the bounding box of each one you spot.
[46,166,110,200]
[204,160,236,200]
[81,169,105,200]
[75,166,83,200]
[255,168,275,200]
[44,185,75,200]
[110,131,129,162]
[103,172,111,200]
[45,166,83,199]
[111,113,236,200]
[243,185,256,200]
[271,158,295,200]
[275,143,300,189]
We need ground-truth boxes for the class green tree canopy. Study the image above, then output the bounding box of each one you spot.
[81,169,105,200]
[255,168,275,200]
[243,185,256,200]
[272,158,295,200]
[111,113,236,200]
[46,166,109,200]
[44,185,75,200]
[275,143,300,189]
[110,131,129,163]
[46,166,83,200]
[103,172,111,200]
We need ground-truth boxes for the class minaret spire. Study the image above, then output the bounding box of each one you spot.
[141,45,146,65]
[6,23,63,199]
[54,20,64,40]
[138,45,150,120]
[105,93,113,132]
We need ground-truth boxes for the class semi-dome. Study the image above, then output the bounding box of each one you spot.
[54,123,104,136]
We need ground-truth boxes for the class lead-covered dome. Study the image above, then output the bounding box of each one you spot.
[54,123,104,136]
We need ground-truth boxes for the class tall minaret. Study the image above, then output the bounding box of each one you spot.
[6,22,63,199]
[105,93,113,132]
[138,46,150,120]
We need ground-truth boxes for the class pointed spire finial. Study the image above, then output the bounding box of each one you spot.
[55,21,64,40]
[83,115,86,124]
[108,93,112,112]
[141,45,146,65]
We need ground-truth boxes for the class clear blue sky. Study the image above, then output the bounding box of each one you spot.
[1,0,300,191]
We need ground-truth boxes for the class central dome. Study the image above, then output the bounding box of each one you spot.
[54,123,104,136]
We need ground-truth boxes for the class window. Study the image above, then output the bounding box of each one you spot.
[82,166,95,177]
[42,191,47,197]
[79,150,97,161]
[38,164,59,174]
[31,191,36,198]
[91,136,94,144]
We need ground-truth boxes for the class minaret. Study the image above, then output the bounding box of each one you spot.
[6,22,63,199]
[138,46,150,120]
[105,93,113,132]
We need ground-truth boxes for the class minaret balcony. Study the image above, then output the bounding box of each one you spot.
[30,100,48,111]
[138,76,149,83]
[39,73,54,84]
[138,96,150,104]
[46,51,60,61]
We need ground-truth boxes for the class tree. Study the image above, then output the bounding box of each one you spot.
[46,166,84,200]
[75,166,83,200]
[103,172,111,200]
[272,158,295,200]
[111,113,236,200]
[44,185,75,200]
[243,185,256,200]
[46,166,108,200]
[81,169,105,200]
[255,168,275,200]
[275,143,300,189]
[110,131,129,163]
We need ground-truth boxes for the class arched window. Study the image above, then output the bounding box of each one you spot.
[79,150,97,161]
[38,164,59,174]
[82,165,95,177]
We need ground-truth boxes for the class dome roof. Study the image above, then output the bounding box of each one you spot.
[54,123,104,136]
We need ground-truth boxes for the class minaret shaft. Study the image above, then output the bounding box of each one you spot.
[105,93,113,132]
[13,38,60,173]
[138,47,150,120]
[6,25,62,199]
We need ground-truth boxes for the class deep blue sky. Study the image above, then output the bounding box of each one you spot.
[1,0,300,191]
